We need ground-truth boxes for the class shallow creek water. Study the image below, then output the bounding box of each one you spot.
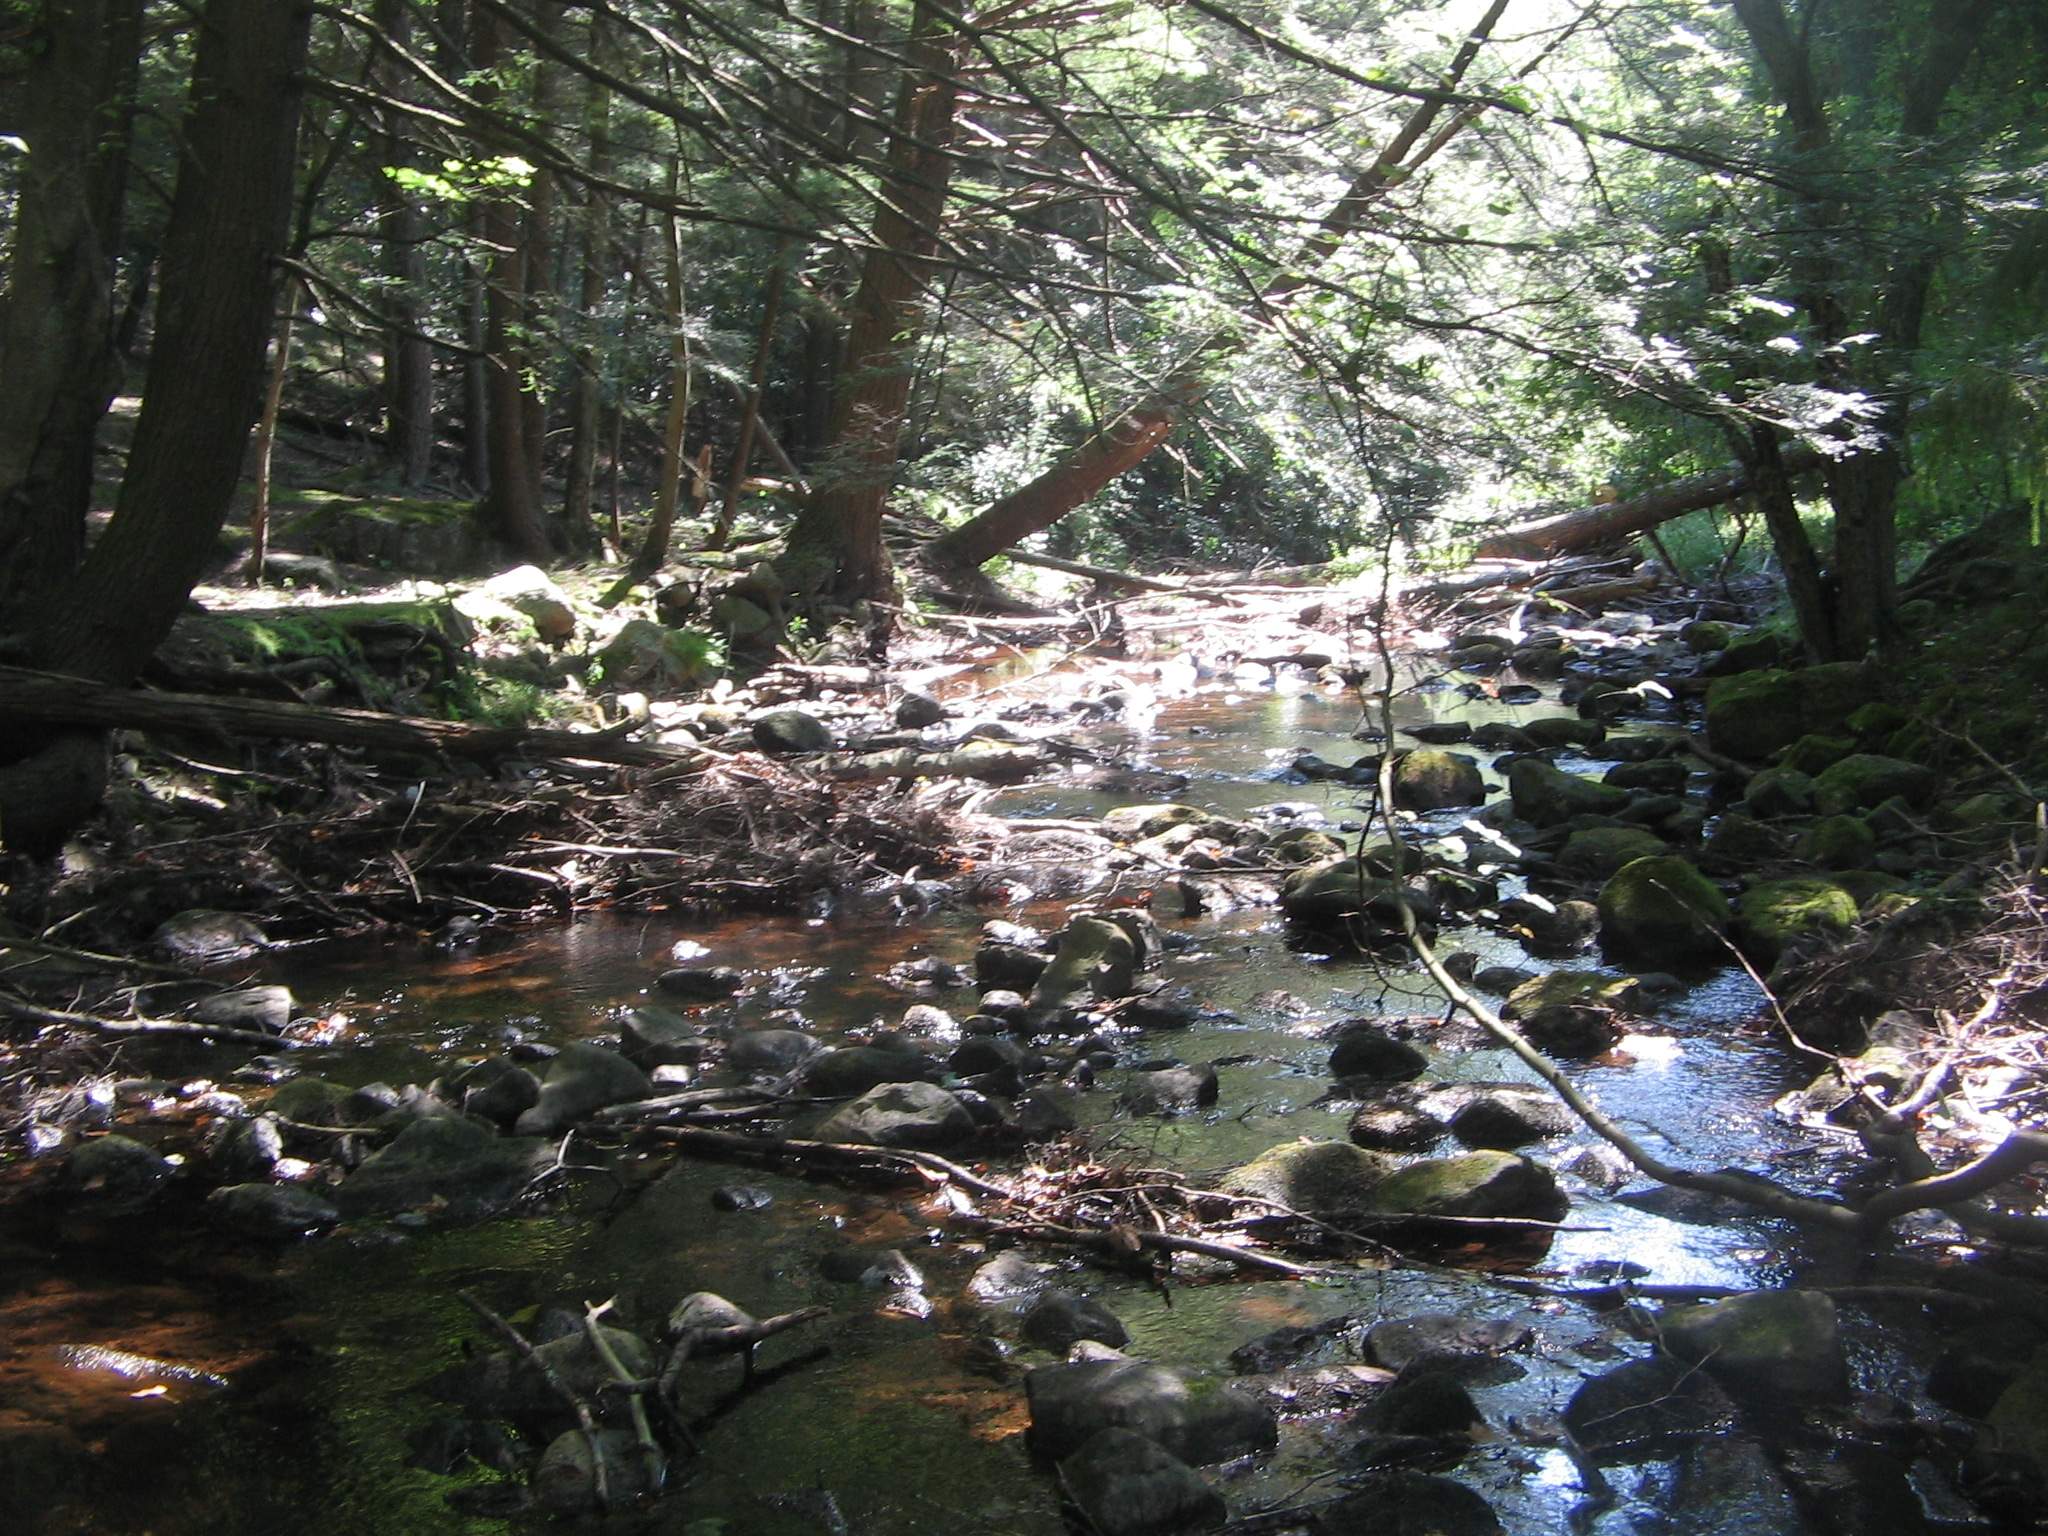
[8,656,1903,1535]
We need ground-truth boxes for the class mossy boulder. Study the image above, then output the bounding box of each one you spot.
[1501,970,1635,1057]
[1557,826,1669,881]
[1775,734,1856,776]
[1365,1151,1568,1225]
[1597,856,1730,966]
[1026,917,1139,1024]
[1734,878,1858,965]
[1680,619,1739,654]
[1699,812,1789,876]
[1392,749,1487,810]
[1797,815,1876,871]
[1659,1290,1845,1402]
[1508,759,1630,826]
[1704,664,1870,761]
[1747,763,1819,819]
[1707,628,1787,674]
[1279,860,1431,934]
[1521,717,1607,751]
[1845,701,1911,741]
[1103,804,1214,839]
[1830,869,1905,909]
[1259,827,1348,866]
[334,1117,554,1218]
[1811,754,1937,815]
[1220,1140,1397,1222]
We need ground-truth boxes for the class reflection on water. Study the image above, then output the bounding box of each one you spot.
[8,653,1863,1536]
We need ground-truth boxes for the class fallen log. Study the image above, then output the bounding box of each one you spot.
[1476,441,1826,561]
[0,665,709,770]
[818,743,1050,783]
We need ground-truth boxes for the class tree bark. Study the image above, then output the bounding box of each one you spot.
[26,0,314,685]
[561,10,613,553]
[471,3,551,559]
[0,666,704,770]
[782,0,966,605]
[1474,439,1827,561]
[2,0,312,855]
[0,0,143,620]
[372,0,435,485]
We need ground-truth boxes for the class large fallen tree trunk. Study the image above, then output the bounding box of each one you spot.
[1475,440,1826,561]
[0,664,706,770]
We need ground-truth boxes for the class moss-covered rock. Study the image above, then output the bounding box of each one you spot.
[1365,1151,1568,1225]
[1220,1140,1396,1222]
[1392,749,1487,810]
[1103,804,1214,839]
[1830,869,1906,909]
[1502,970,1639,1018]
[1705,664,1870,761]
[1521,717,1607,751]
[1597,856,1730,966]
[1734,878,1859,965]
[1811,754,1937,815]
[1699,811,1789,876]
[1279,859,1431,934]
[1557,826,1668,880]
[1257,827,1348,866]
[1659,1291,1845,1401]
[1775,734,1856,777]
[1797,815,1875,870]
[1845,701,1910,741]
[1680,619,1739,654]
[1509,759,1630,826]
[1707,628,1787,674]
[1026,917,1139,1023]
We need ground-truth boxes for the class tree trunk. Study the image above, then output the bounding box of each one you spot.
[248,280,302,586]
[782,0,965,605]
[3,0,313,855]
[0,0,143,621]
[373,0,434,485]
[471,4,551,559]
[1475,440,1828,561]
[1739,426,1837,660]
[561,11,612,553]
[709,244,790,552]
[27,0,314,684]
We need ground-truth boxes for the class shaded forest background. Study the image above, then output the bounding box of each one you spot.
[1,0,2044,846]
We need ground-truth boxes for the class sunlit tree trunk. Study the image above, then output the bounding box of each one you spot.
[784,0,966,604]
[372,0,434,485]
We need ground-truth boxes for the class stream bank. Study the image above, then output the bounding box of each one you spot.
[5,558,2048,1535]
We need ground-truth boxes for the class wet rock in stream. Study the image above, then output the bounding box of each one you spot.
[333,1116,554,1218]
[1021,1292,1129,1352]
[514,1043,651,1134]
[1312,1470,1503,1536]
[1057,1429,1225,1536]
[1027,1357,1278,1464]
[1660,1290,1847,1402]
[813,1081,975,1148]
[1118,1063,1219,1114]
[205,1182,341,1238]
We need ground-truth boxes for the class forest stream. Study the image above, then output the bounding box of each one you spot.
[0,625,2011,1536]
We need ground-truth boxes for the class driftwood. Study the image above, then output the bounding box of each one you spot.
[1476,441,1827,561]
[0,665,707,770]
[818,744,1050,783]
[1002,549,1186,593]
[0,997,295,1050]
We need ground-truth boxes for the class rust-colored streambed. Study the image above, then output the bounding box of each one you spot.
[3,657,1890,1535]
